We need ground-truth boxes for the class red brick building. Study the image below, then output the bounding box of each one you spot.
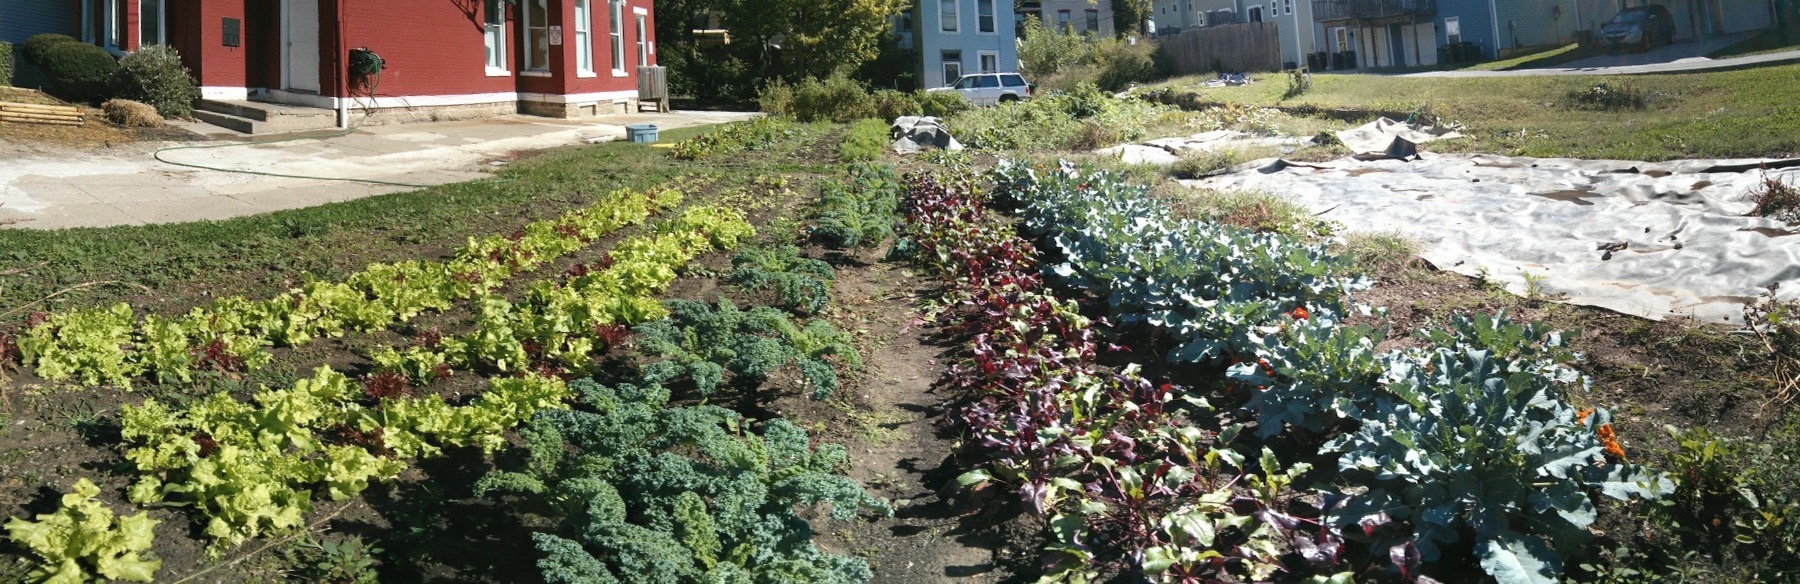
[70,0,657,123]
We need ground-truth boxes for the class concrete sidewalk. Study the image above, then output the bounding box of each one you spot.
[0,110,756,230]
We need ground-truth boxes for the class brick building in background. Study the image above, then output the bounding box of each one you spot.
[46,0,657,125]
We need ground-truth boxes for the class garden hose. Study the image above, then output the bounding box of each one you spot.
[151,72,435,188]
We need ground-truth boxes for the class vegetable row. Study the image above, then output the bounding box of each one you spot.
[9,179,703,390]
[910,160,1675,584]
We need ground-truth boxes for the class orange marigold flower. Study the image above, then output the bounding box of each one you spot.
[1291,306,1309,320]
[1576,408,1594,424]
[1596,423,1626,459]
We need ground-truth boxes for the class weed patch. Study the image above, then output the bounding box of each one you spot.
[1567,81,1651,111]
[1748,171,1800,224]
[837,118,888,163]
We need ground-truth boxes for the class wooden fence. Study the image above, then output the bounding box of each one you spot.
[1158,22,1283,74]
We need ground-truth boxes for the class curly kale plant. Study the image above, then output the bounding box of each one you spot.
[810,163,901,249]
[476,380,888,584]
[729,245,836,315]
[636,300,860,399]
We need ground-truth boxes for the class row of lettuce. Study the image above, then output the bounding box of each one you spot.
[3,167,900,583]
[900,160,1673,583]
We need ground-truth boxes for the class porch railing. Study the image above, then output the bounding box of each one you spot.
[1311,0,1435,21]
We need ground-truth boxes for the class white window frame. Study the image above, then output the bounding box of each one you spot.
[610,0,628,76]
[978,51,998,73]
[140,0,166,46]
[941,50,961,86]
[572,0,595,76]
[977,0,995,34]
[1284,0,1293,14]
[485,0,510,76]
[522,0,550,73]
[1444,17,1461,44]
[941,0,960,33]
[634,9,648,68]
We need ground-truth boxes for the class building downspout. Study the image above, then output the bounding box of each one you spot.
[335,0,350,129]
[1488,0,1501,59]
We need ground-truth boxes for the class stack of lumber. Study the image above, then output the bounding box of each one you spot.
[0,101,85,126]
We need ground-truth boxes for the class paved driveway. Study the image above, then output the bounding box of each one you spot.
[0,110,756,230]
[1405,33,1800,77]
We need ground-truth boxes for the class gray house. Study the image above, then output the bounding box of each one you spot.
[1,0,75,87]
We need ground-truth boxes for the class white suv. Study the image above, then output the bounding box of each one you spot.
[929,73,1032,106]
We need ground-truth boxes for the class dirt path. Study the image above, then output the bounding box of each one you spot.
[787,250,1019,583]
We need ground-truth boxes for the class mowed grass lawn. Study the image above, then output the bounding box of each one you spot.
[1152,63,1800,161]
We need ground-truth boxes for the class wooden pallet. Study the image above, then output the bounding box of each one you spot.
[0,101,86,126]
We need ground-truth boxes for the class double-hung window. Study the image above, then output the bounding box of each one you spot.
[610,0,627,74]
[1085,9,1099,32]
[485,0,508,74]
[635,11,649,67]
[941,0,959,33]
[574,0,594,75]
[524,0,549,72]
[977,0,994,33]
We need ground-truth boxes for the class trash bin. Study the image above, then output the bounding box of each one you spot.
[626,124,658,143]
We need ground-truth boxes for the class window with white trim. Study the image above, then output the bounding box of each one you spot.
[1445,17,1461,44]
[1247,6,1262,22]
[611,0,626,73]
[524,0,549,71]
[574,0,594,74]
[941,0,959,32]
[978,51,998,73]
[1284,0,1293,15]
[941,50,961,86]
[635,12,648,67]
[978,0,995,33]
[485,0,508,72]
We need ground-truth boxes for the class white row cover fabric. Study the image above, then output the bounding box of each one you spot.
[1184,153,1800,323]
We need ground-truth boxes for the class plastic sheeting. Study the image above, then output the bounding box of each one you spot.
[1333,117,1464,160]
[1097,130,1308,166]
[1182,153,1800,323]
[890,116,964,154]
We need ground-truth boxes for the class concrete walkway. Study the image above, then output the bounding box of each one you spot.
[0,110,756,230]
[1403,45,1800,77]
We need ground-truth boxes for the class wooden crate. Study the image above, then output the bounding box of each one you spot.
[0,101,86,126]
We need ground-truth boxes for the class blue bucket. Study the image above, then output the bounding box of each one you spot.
[626,124,659,143]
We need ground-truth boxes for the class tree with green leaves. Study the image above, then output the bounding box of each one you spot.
[1112,0,1151,37]
[719,0,908,80]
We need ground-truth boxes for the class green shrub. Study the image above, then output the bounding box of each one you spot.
[837,118,889,163]
[21,34,80,65]
[111,45,198,118]
[38,41,117,103]
[871,89,921,121]
[1018,16,1093,79]
[914,89,969,118]
[0,41,13,88]
[792,74,877,123]
[756,78,795,117]
[1093,39,1162,91]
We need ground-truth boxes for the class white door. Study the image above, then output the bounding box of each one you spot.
[286,0,321,92]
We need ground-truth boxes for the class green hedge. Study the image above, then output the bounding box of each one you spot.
[39,41,118,103]
[0,41,13,88]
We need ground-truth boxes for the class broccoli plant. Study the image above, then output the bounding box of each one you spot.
[728,245,836,315]
[476,380,888,584]
[637,300,860,399]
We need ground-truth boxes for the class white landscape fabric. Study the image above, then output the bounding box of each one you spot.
[1183,153,1800,323]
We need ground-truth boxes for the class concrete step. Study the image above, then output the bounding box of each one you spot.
[195,99,338,135]
[191,108,265,134]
